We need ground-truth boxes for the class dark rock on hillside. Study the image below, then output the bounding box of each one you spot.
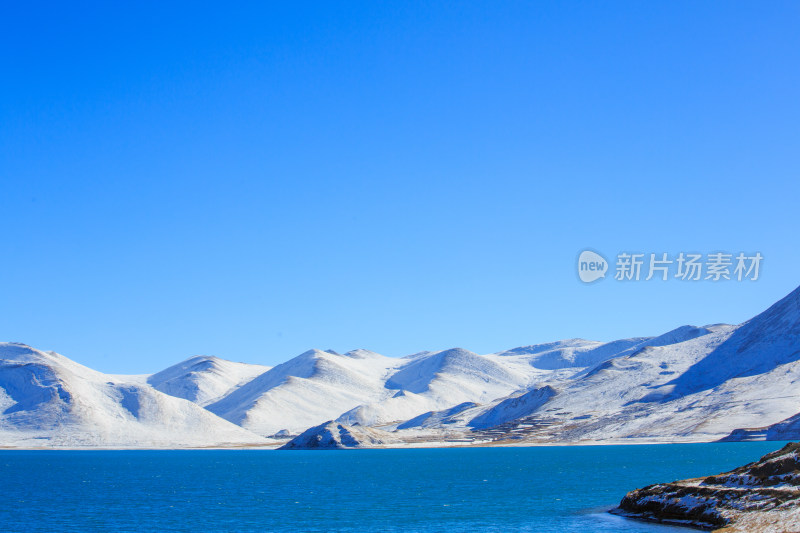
[278,421,397,450]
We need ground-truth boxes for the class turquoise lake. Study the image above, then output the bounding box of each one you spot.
[0,442,785,532]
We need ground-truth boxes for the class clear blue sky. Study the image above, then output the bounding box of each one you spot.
[1,2,798,373]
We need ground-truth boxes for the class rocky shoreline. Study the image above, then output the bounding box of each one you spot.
[612,443,800,532]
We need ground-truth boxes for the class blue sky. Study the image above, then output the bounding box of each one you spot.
[2,2,799,373]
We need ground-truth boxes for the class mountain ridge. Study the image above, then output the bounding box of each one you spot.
[2,284,800,448]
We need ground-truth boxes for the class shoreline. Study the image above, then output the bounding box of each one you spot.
[610,443,800,533]
[0,438,789,451]
[609,508,717,531]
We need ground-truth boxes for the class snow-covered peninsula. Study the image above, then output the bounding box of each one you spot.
[614,442,800,532]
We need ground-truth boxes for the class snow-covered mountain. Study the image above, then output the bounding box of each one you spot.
[205,349,400,436]
[396,286,800,444]
[0,343,268,447]
[148,356,270,406]
[338,347,534,428]
[2,284,800,448]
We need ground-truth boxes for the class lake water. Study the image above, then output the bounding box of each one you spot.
[0,442,785,532]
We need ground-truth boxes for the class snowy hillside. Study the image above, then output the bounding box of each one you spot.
[148,356,270,406]
[3,284,800,448]
[398,286,800,445]
[205,349,401,436]
[0,343,268,448]
[338,347,534,428]
[492,325,712,371]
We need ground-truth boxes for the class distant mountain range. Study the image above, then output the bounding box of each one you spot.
[2,285,800,448]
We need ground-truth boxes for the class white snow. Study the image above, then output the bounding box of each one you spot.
[0,343,269,448]
[3,284,800,448]
[148,355,269,406]
[205,349,402,436]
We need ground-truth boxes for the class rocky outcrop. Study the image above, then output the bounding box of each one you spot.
[613,443,800,532]
[278,421,398,450]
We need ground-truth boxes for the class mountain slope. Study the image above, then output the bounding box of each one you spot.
[493,326,713,372]
[148,356,269,406]
[468,386,558,429]
[206,349,400,436]
[339,348,533,427]
[403,288,800,444]
[494,338,648,370]
[3,284,800,448]
[666,286,800,398]
[0,343,268,447]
